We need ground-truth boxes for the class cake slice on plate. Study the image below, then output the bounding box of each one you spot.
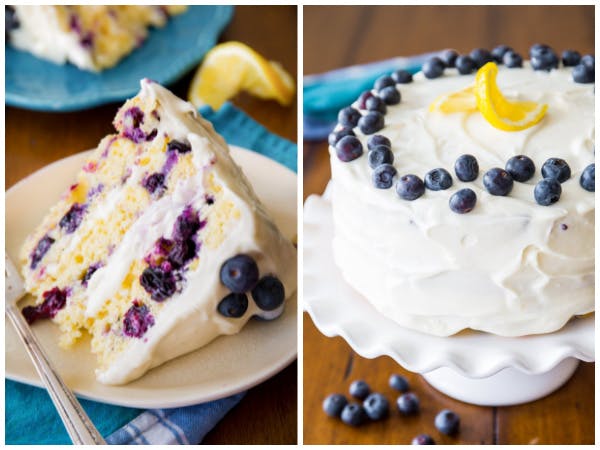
[19,79,297,384]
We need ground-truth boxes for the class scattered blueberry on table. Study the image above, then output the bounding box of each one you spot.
[323,393,348,418]
[534,178,562,206]
[363,393,390,420]
[389,374,410,392]
[349,380,371,400]
[412,434,436,445]
[434,409,460,436]
[397,392,420,415]
[341,403,368,427]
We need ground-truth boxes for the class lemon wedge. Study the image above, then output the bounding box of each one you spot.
[188,41,295,110]
[474,62,547,131]
[429,85,477,113]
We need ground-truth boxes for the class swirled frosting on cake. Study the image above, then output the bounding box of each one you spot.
[330,63,594,336]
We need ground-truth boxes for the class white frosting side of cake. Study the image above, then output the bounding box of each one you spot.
[9,6,95,70]
[330,64,594,337]
[89,80,296,384]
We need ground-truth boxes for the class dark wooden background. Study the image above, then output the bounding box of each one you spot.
[5,6,297,445]
[303,5,594,445]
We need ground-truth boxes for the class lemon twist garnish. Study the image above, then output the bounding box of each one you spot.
[188,41,295,110]
[429,62,548,131]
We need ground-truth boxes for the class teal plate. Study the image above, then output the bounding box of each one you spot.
[5,5,233,111]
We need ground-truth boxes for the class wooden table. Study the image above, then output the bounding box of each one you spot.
[5,6,297,445]
[303,5,594,445]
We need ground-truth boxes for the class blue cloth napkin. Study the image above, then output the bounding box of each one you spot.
[303,52,437,140]
[5,103,297,445]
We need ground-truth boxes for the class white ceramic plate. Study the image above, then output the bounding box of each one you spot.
[5,146,297,409]
[304,187,594,378]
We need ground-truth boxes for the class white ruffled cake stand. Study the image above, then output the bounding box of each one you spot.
[304,188,594,406]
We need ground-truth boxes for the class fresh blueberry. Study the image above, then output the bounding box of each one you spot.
[167,139,191,154]
[534,178,562,206]
[251,275,285,311]
[470,48,493,68]
[338,107,361,128]
[449,188,477,214]
[483,168,514,196]
[21,287,67,325]
[217,292,248,318]
[455,55,477,75]
[439,49,458,68]
[328,128,355,147]
[366,96,387,114]
[59,203,86,234]
[396,174,425,201]
[357,90,375,110]
[140,266,177,301]
[541,158,571,183]
[372,164,397,189]
[435,409,460,435]
[412,434,436,445]
[379,86,401,105]
[422,57,445,79]
[580,163,595,192]
[503,51,523,68]
[30,234,55,269]
[562,49,582,67]
[358,112,385,135]
[572,63,594,83]
[530,43,551,58]
[505,155,536,182]
[363,393,389,420]
[374,75,396,91]
[389,374,409,392]
[454,154,479,181]
[367,134,391,150]
[391,69,413,84]
[340,403,368,427]
[335,135,364,162]
[368,146,394,169]
[491,45,512,63]
[143,172,166,195]
[323,394,348,418]
[424,168,453,191]
[531,47,559,71]
[349,380,370,400]
[123,301,155,338]
[581,54,594,70]
[397,392,420,415]
[219,254,259,293]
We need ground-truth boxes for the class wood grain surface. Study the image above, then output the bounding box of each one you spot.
[303,5,594,445]
[5,5,297,445]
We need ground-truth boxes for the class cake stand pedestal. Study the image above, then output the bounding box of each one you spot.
[304,192,594,407]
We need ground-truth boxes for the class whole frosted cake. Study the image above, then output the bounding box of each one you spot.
[5,5,186,71]
[328,45,594,337]
[20,79,297,384]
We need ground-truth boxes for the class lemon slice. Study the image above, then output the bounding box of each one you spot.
[188,41,295,110]
[474,62,547,131]
[429,85,476,113]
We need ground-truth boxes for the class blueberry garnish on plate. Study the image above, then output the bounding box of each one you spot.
[483,168,514,196]
[372,164,397,189]
[541,157,571,183]
[217,292,249,318]
[454,154,479,182]
[252,275,285,311]
[396,174,425,200]
[505,155,535,182]
[219,254,259,293]
[580,163,595,192]
[449,188,477,214]
[335,135,364,162]
[534,178,562,206]
[424,168,453,191]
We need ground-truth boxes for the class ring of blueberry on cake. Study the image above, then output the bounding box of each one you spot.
[19,79,297,384]
[328,44,594,337]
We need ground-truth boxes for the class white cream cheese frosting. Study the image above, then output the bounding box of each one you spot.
[91,81,296,384]
[329,64,594,337]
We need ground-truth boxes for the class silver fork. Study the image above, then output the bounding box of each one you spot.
[5,254,106,445]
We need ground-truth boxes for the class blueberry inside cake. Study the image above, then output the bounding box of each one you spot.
[5,5,186,71]
[19,79,297,384]
[328,44,594,337]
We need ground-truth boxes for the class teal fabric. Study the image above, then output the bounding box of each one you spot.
[5,104,297,445]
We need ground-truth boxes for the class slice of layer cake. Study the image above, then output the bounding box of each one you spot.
[6,5,186,71]
[19,79,297,384]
